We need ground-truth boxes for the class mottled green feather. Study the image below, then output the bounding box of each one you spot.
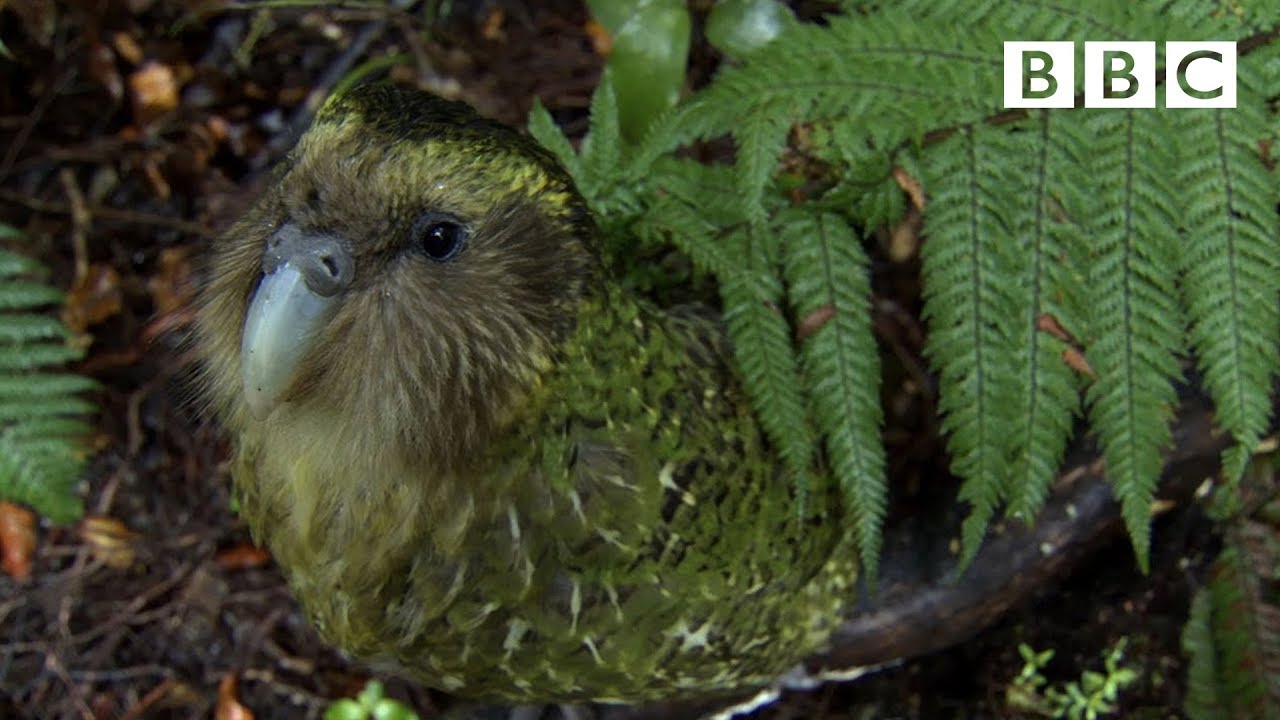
[198,83,856,703]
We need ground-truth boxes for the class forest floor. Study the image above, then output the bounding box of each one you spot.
[0,3,1218,719]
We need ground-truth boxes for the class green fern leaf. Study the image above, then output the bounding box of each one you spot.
[0,281,65,310]
[0,314,71,343]
[670,8,1015,167]
[920,124,1024,567]
[0,246,95,523]
[1174,63,1280,484]
[780,208,885,579]
[645,157,751,229]
[1003,110,1091,522]
[1183,591,1226,720]
[0,344,83,370]
[0,396,96,422]
[1082,107,1184,573]
[580,70,624,192]
[627,100,719,178]
[526,99,583,186]
[735,98,793,228]
[893,0,1131,39]
[814,119,905,231]
[532,0,1280,579]
[1182,463,1280,720]
[633,197,740,281]
[720,230,817,507]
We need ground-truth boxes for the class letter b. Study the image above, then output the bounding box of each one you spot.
[1004,42,1075,109]
[1085,42,1155,108]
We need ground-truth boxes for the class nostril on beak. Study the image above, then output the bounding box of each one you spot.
[320,254,339,279]
[261,225,354,298]
[300,239,352,297]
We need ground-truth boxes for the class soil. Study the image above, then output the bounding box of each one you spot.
[0,2,1220,719]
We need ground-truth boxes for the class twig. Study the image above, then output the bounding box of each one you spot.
[4,561,197,654]
[39,650,96,720]
[0,188,213,237]
[66,664,171,682]
[58,168,91,282]
[241,668,332,714]
[118,677,180,720]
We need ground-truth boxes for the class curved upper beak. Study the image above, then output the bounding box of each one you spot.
[241,225,353,418]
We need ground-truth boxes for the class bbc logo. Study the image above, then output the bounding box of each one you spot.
[1004,41,1237,109]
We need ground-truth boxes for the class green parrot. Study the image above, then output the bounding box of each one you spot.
[196,82,857,703]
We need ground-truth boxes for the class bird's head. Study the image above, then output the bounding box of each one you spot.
[197,83,601,469]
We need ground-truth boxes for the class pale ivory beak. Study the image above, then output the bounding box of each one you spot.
[240,226,352,418]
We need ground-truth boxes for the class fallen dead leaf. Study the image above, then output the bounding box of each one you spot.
[0,502,37,582]
[215,544,271,571]
[205,115,230,144]
[128,61,180,125]
[62,263,123,334]
[215,674,254,720]
[81,515,140,570]
[112,30,144,65]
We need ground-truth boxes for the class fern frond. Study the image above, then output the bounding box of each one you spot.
[0,281,65,310]
[0,314,73,343]
[1183,463,1280,720]
[1183,591,1226,720]
[542,71,649,238]
[920,124,1024,566]
[1003,109,1090,522]
[0,343,82,370]
[892,0,1131,39]
[1160,0,1280,34]
[645,157,750,231]
[626,99,722,179]
[628,157,753,281]
[1082,106,1184,573]
[735,98,793,228]
[720,230,817,507]
[664,8,1014,185]
[780,209,885,579]
[1174,63,1280,483]
[530,0,1280,578]
[579,70,624,194]
[633,201,737,281]
[810,120,905,231]
[526,99,583,185]
[0,246,95,523]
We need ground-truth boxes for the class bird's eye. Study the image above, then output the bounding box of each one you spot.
[411,214,467,262]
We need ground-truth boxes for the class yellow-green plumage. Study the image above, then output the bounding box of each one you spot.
[197,83,856,702]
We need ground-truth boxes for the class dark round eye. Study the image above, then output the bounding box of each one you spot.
[411,214,467,262]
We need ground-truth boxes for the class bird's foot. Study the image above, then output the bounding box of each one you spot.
[698,661,892,720]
